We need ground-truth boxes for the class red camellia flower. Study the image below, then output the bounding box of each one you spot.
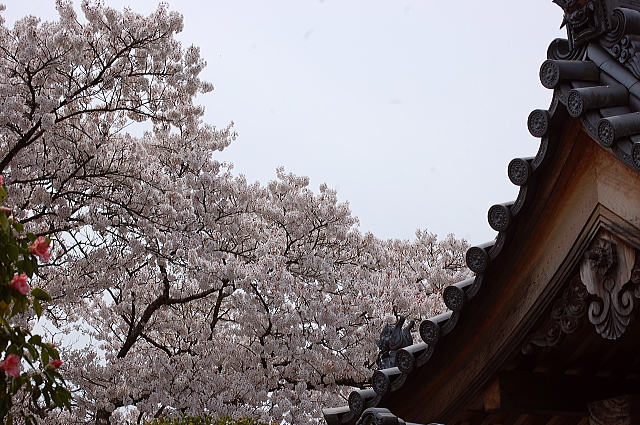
[0,354,20,378]
[10,273,30,295]
[50,359,63,369]
[28,236,50,262]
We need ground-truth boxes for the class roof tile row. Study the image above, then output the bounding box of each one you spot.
[324,2,640,425]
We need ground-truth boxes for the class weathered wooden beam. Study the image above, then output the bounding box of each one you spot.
[483,371,640,416]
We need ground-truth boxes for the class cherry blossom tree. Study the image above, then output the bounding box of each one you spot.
[0,2,469,424]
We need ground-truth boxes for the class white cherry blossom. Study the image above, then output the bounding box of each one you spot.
[0,2,469,424]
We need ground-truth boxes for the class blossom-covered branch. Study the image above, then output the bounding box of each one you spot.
[0,2,469,424]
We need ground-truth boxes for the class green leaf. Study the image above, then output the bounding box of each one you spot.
[41,349,49,367]
[49,347,60,360]
[51,389,61,406]
[12,221,23,232]
[31,387,41,404]
[10,302,22,318]
[16,259,34,278]
[30,288,51,302]
[10,377,19,392]
[0,400,10,421]
[23,343,37,361]
[5,244,19,262]
[33,299,42,318]
[59,388,72,408]
[0,301,9,318]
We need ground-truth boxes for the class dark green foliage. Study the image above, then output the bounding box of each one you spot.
[0,181,71,424]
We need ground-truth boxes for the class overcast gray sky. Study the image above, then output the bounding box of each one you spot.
[4,1,567,245]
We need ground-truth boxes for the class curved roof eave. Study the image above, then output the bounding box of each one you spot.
[323,4,640,425]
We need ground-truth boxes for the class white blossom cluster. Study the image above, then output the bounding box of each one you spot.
[0,2,470,424]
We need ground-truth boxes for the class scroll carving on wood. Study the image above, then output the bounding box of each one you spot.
[522,276,589,354]
[588,395,640,425]
[580,230,636,340]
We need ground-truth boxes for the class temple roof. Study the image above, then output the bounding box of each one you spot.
[323,2,640,425]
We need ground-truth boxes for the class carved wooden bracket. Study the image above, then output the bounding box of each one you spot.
[589,394,640,425]
[523,230,640,353]
[580,230,637,340]
[522,276,589,354]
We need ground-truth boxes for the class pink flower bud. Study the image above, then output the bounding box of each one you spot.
[0,206,10,214]
[0,175,4,186]
[28,236,50,262]
[10,274,30,295]
[0,354,20,378]
[50,359,63,369]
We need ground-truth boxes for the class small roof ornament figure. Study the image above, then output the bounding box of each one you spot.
[376,315,414,370]
[553,0,617,50]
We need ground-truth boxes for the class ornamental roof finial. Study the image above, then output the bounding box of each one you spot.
[553,0,617,50]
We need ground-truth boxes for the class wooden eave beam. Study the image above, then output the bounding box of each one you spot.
[484,370,640,416]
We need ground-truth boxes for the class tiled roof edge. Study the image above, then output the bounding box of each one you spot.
[324,5,640,425]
